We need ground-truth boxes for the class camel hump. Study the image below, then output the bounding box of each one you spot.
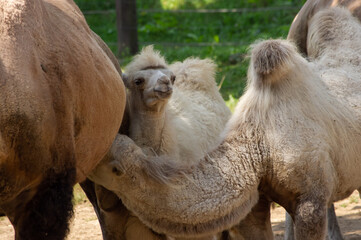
[307,7,359,58]
[250,39,300,86]
[170,57,217,92]
[310,6,356,39]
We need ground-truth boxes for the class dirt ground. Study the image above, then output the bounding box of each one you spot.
[1,191,361,239]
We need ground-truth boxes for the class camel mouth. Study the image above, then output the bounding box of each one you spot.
[154,88,173,99]
[145,97,169,107]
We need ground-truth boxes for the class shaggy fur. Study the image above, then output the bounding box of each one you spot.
[125,45,168,74]
[100,46,231,239]
[168,57,232,162]
[16,169,76,240]
[0,0,125,239]
[250,40,298,86]
[90,133,262,237]
[90,6,361,240]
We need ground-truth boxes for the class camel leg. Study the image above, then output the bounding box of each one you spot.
[294,196,327,240]
[230,194,273,240]
[80,179,107,237]
[82,179,166,240]
[327,205,343,240]
[81,178,130,240]
[284,212,295,240]
[285,204,343,240]
[4,169,76,240]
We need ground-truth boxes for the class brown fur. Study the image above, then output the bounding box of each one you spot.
[0,0,125,239]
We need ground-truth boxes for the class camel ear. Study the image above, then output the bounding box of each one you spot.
[121,73,131,88]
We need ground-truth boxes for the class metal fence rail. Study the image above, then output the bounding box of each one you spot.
[106,41,249,47]
[83,6,301,15]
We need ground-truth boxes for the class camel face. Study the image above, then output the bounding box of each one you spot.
[124,68,175,109]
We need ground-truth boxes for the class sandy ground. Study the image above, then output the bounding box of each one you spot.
[1,191,361,239]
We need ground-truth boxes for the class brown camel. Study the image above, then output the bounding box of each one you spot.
[0,0,125,239]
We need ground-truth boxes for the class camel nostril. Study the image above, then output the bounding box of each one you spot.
[158,76,171,85]
[166,87,173,94]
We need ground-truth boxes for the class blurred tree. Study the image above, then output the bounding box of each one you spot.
[116,0,139,56]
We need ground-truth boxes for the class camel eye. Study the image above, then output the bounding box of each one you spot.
[171,75,176,84]
[134,78,145,86]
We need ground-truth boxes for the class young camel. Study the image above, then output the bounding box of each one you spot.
[90,7,361,240]
[99,46,231,240]
[122,45,231,165]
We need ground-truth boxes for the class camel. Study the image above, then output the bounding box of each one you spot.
[121,46,231,240]
[85,45,231,240]
[0,0,125,239]
[122,45,231,240]
[122,45,231,165]
[284,1,361,239]
[90,6,361,240]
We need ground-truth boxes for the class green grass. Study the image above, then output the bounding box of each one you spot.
[73,184,88,205]
[74,0,305,101]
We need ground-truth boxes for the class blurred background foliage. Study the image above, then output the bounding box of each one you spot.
[74,0,306,110]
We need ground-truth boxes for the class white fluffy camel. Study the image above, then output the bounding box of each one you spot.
[90,6,361,240]
[92,46,231,240]
[122,45,231,165]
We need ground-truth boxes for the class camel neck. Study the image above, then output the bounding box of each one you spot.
[112,128,268,237]
[129,108,168,153]
[89,123,269,237]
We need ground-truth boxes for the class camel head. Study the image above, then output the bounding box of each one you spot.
[122,68,175,111]
[122,45,175,113]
